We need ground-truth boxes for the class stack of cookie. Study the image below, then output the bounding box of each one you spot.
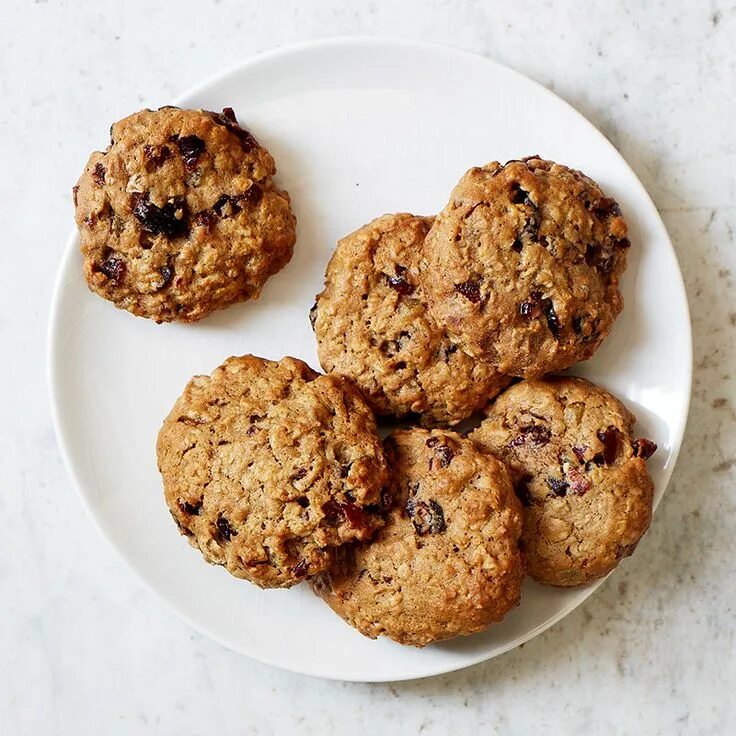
[74,108,657,648]
[308,157,656,640]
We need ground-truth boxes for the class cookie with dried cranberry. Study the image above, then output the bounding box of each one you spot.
[156,355,388,588]
[420,157,629,377]
[312,213,511,425]
[312,428,524,646]
[74,106,296,322]
[470,376,657,587]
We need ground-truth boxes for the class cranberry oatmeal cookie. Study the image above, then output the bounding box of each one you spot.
[312,213,510,425]
[470,376,657,587]
[421,157,629,377]
[157,355,388,588]
[312,428,524,646]
[74,107,296,322]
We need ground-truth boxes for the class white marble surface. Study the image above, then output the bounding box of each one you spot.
[1,0,734,733]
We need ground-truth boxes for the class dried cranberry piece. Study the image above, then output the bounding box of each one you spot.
[309,302,318,330]
[143,144,172,170]
[92,162,106,186]
[632,438,657,459]
[290,467,307,482]
[178,500,202,515]
[523,210,541,240]
[170,511,192,537]
[245,556,270,567]
[425,437,439,448]
[215,515,236,541]
[541,298,562,338]
[434,444,455,468]
[194,210,216,230]
[585,243,600,266]
[567,467,591,496]
[341,501,370,530]
[596,426,621,464]
[512,237,523,253]
[132,194,189,237]
[440,343,458,361]
[221,107,237,123]
[212,107,258,152]
[594,197,622,219]
[546,476,569,497]
[407,499,446,535]
[323,500,371,532]
[510,182,534,206]
[159,264,174,289]
[292,559,309,578]
[240,183,263,206]
[598,254,615,274]
[519,300,537,317]
[175,135,206,172]
[454,278,482,303]
[519,289,542,318]
[99,254,126,285]
[385,265,414,295]
[213,194,240,218]
[614,237,631,250]
[572,445,588,463]
[234,128,257,152]
[586,242,616,273]
[508,424,551,448]
[176,415,203,426]
[588,453,605,468]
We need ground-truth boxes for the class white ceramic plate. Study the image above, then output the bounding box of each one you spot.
[48,37,692,682]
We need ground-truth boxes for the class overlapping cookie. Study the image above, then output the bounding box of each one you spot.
[471,376,656,586]
[312,213,510,425]
[312,428,524,645]
[421,157,629,377]
[157,355,388,588]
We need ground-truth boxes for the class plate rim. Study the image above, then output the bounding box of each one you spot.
[47,35,693,682]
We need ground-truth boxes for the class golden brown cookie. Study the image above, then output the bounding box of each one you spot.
[312,428,524,646]
[312,214,510,425]
[74,107,296,322]
[421,157,629,377]
[156,355,389,589]
[470,377,657,587]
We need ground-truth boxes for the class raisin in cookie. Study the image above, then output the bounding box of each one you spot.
[421,157,629,377]
[312,214,510,425]
[470,377,657,587]
[312,428,524,646]
[156,355,388,588]
[74,107,296,322]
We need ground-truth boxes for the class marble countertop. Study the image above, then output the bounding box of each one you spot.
[1,0,734,733]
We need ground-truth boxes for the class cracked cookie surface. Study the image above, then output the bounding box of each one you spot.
[421,157,629,377]
[313,213,510,425]
[74,107,296,322]
[312,427,524,646]
[470,376,656,587]
[156,355,388,588]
